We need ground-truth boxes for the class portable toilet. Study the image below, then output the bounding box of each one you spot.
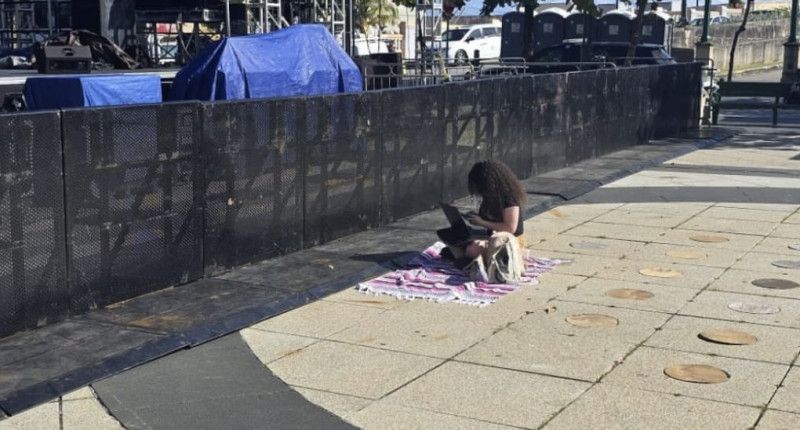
[533,8,569,53]
[564,11,594,41]
[634,11,672,48]
[595,10,635,43]
[501,11,530,59]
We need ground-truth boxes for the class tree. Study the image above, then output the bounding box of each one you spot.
[355,0,401,35]
[728,0,755,81]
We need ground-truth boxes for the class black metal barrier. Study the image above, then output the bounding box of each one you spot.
[0,63,702,339]
[0,112,68,337]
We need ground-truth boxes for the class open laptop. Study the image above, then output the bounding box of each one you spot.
[437,203,490,246]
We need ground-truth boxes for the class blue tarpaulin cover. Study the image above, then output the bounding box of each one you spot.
[23,74,162,110]
[170,25,362,101]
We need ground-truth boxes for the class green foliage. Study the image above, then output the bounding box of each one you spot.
[355,0,400,34]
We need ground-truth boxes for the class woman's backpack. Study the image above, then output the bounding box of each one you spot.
[484,232,525,284]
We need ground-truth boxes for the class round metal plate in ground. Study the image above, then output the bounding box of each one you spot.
[728,301,781,314]
[566,314,619,328]
[698,329,758,345]
[605,288,655,300]
[690,235,729,243]
[752,278,800,290]
[771,260,800,269]
[667,250,707,260]
[570,241,609,250]
[664,364,730,384]
[639,268,683,278]
[789,244,800,251]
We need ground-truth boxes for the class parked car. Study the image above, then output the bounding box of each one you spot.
[429,24,502,64]
[690,16,731,26]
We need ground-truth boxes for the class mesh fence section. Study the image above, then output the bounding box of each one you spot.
[303,93,381,246]
[531,73,568,174]
[0,112,68,338]
[564,70,600,165]
[202,99,304,275]
[491,76,534,180]
[380,86,446,223]
[442,80,494,202]
[62,103,203,313]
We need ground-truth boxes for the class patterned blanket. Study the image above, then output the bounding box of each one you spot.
[357,242,562,307]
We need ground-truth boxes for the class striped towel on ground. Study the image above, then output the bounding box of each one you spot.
[356,242,562,307]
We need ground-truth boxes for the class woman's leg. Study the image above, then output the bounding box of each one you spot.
[465,239,488,259]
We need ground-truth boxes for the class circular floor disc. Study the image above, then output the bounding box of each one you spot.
[566,314,619,328]
[605,288,655,300]
[664,364,730,384]
[639,268,683,278]
[752,278,800,290]
[698,329,758,345]
[690,235,729,243]
[667,250,708,260]
[570,241,609,250]
[771,260,800,269]
[728,301,781,314]
[789,244,800,251]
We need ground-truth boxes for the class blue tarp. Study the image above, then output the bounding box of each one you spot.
[170,25,362,102]
[23,74,162,110]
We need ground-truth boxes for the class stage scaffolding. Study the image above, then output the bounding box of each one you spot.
[0,0,69,49]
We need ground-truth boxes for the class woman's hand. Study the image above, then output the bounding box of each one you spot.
[465,211,484,226]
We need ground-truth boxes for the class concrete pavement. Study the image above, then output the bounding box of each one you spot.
[2,75,800,429]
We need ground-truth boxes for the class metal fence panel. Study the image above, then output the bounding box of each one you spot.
[0,112,67,338]
[303,93,381,246]
[202,99,304,275]
[531,73,568,174]
[564,71,599,165]
[62,103,203,312]
[491,76,534,179]
[442,79,493,202]
[380,86,446,223]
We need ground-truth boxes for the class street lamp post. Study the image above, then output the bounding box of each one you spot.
[782,0,799,82]
[679,0,688,26]
[700,0,711,44]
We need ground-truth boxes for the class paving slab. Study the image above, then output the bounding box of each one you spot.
[714,202,800,213]
[93,334,355,430]
[708,268,800,301]
[784,213,800,224]
[537,166,630,185]
[560,221,666,242]
[349,400,519,430]
[701,206,792,223]
[751,236,800,256]
[62,391,125,430]
[769,365,800,414]
[653,228,764,251]
[625,242,743,268]
[678,216,777,236]
[532,234,644,259]
[731,251,800,275]
[590,208,695,228]
[292,388,371,423]
[240,329,319,365]
[617,201,713,217]
[543,383,760,430]
[0,401,58,430]
[322,286,411,310]
[602,346,788,407]
[522,177,602,200]
[757,410,800,430]
[644,315,800,365]
[246,299,390,339]
[328,298,529,359]
[385,361,591,429]
[527,250,621,277]
[769,224,800,239]
[455,301,670,381]
[557,277,698,314]
[267,340,442,399]
[679,290,800,329]
[594,258,726,290]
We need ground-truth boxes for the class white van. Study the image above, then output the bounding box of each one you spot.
[431,24,502,64]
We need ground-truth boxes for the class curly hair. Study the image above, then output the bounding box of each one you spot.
[467,160,526,217]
